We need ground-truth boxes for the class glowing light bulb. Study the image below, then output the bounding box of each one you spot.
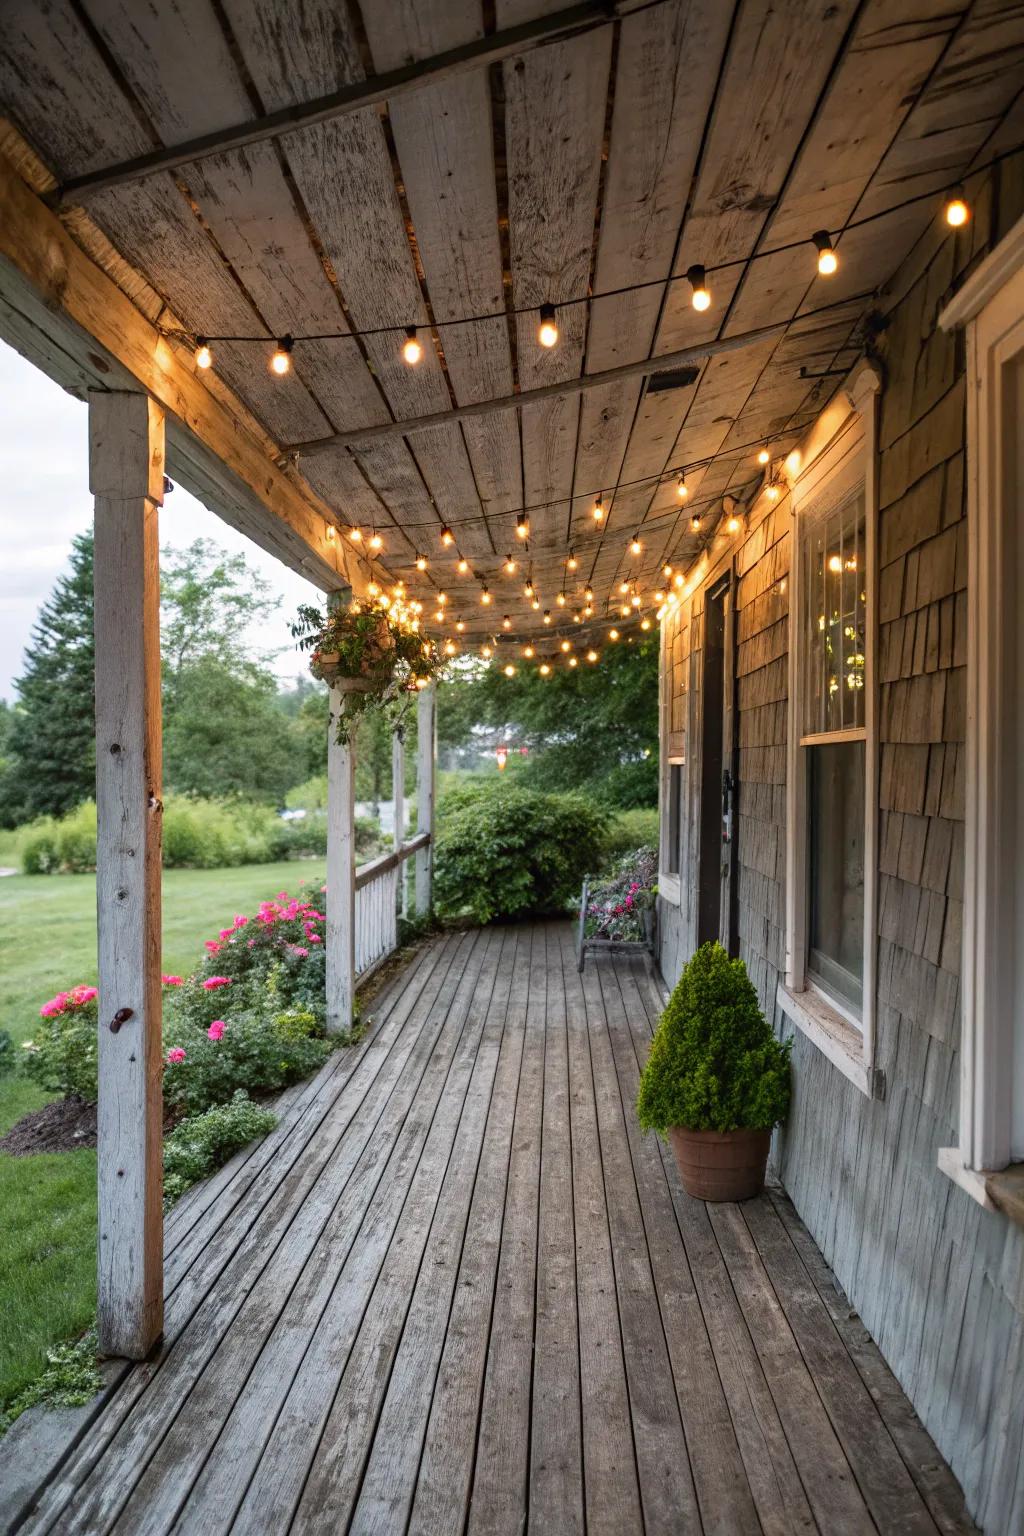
[539,663,551,676]
[674,573,685,588]
[516,513,529,540]
[557,591,566,607]
[686,265,710,311]
[480,587,492,605]
[630,534,642,556]
[690,512,701,533]
[368,580,380,596]
[504,554,517,574]
[531,598,541,611]
[945,189,969,228]
[568,656,578,667]
[524,580,534,598]
[663,564,673,578]
[444,639,457,656]
[757,447,770,466]
[641,618,651,630]
[504,664,516,677]
[440,526,455,547]
[438,591,447,605]
[676,476,688,500]
[455,618,465,632]
[566,551,578,572]
[481,645,492,660]
[560,640,571,652]
[524,645,535,659]
[434,609,444,622]
[270,336,293,375]
[766,483,780,502]
[726,514,741,535]
[502,615,512,630]
[369,531,383,551]
[195,337,212,370]
[828,553,843,573]
[538,302,559,348]
[654,589,665,603]
[619,580,629,595]
[348,526,363,544]
[543,610,552,625]
[609,628,620,641]
[621,604,631,616]
[416,554,428,571]
[813,231,838,276]
[592,495,604,522]
[457,557,469,574]
[587,649,598,663]
[402,326,422,365]
[631,593,641,608]
[584,586,594,603]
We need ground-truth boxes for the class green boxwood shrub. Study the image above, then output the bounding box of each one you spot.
[162,1091,277,1205]
[637,942,791,1136]
[433,781,607,924]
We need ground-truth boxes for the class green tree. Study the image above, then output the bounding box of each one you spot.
[160,539,279,678]
[0,532,95,826]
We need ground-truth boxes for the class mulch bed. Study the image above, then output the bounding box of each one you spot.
[0,1096,98,1156]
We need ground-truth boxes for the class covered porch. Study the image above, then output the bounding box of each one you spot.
[12,925,974,1534]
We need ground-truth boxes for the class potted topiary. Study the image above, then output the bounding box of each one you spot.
[637,941,791,1201]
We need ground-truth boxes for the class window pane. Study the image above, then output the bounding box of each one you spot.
[803,490,866,735]
[666,764,682,874]
[807,741,864,1012]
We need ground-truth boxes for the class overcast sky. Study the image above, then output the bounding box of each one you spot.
[0,338,321,703]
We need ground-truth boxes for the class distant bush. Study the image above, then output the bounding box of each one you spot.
[433,781,607,924]
[162,1092,277,1205]
[601,807,658,864]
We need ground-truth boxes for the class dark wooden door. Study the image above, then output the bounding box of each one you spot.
[697,573,739,953]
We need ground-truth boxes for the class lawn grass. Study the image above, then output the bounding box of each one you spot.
[0,859,324,1407]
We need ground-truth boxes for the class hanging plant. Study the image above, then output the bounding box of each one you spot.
[291,595,446,743]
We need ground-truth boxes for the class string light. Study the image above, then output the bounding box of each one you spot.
[813,231,838,275]
[543,610,552,625]
[195,336,212,369]
[440,526,454,547]
[415,553,428,571]
[726,512,742,535]
[434,608,444,622]
[523,645,535,658]
[630,533,642,556]
[587,650,599,663]
[367,581,380,596]
[270,336,293,375]
[584,585,594,603]
[676,476,688,500]
[663,564,673,578]
[609,628,620,641]
[349,526,362,543]
[402,326,423,365]
[557,591,567,606]
[481,644,493,660]
[524,579,534,598]
[592,495,604,522]
[758,447,770,466]
[531,598,541,611]
[538,303,559,348]
[654,589,665,603]
[444,639,457,656]
[687,265,711,311]
[689,511,702,533]
[560,640,572,652]
[539,662,551,676]
[369,530,383,551]
[504,663,516,677]
[945,187,969,227]
[641,618,651,630]
[619,580,629,595]
[631,592,641,608]
[481,586,492,605]
[766,482,780,502]
[504,553,517,574]
[516,512,529,540]
[568,656,578,668]
[455,617,465,632]
[502,615,512,629]
[438,591,447,605]
[566,550,578,572]
[457,557,469,574]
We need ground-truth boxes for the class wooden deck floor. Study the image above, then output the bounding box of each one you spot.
[19,923,975,1536]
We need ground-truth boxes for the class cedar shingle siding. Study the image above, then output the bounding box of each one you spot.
[657,159,1024,1534]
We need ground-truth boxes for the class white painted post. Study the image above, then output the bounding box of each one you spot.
[392,726,407,917]
[326,683,356,1032]
[90,390,165,1360]
[415,683,436,915]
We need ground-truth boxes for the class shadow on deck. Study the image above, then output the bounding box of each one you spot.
[15,923,975,1534]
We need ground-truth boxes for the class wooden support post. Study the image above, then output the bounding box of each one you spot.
[392,727,407,918]
[90,390,165,1360]
[415,684,436,916]
[326,686,356,1033]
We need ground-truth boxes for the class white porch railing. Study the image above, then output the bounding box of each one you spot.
[354,831,429,981]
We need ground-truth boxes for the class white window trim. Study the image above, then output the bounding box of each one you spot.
[938,212,1024,1202]
[778,362,883,1099]
[658,615,682,906]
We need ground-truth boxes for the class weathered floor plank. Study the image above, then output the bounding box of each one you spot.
[16,923,975,1536]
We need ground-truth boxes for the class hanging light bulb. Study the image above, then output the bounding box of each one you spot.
[757,447,770,466]
[502,615,512,630]
[566,550,578,572]
[654,589,665,603]
[438,591,447,605]
[584,585,594,603]
[592,495,604,522]
[560,639,572,652]
[631,592,642,608]
[516,512,529,541]
[444,638,457,656]
[504,553,517,574]
[686,265,711,312]
[619,580,629,595]
[369,530,383,551]
[523,644,535,659]
[524,579,534,598]
[402,326,423,365]
[539,662,551,676]
[620,603,631,617]
[504,663,516,677]
[609,628,620,641]
[726,513,741,535]
[194,336,212,370]
[690,511,702,533]
[568,656,578,668]
[587,649,598,663]
[480,586,492,605]
[440,526,455,547]
[630,533,642,556]
[663,563,673,578]
[434,608,444,623]
[415,553,428,571]
[945,187,969,227]
[481,644,493,660]
[538,302,559,348]
[766,482,780,502]
[676,475,688,500]
[457,557,469,574]
[812,231,838,275]
[348,526,363,544]
[557,591,567,607]
[368,580,380,597]
[455,617,466,632]
[674,573,685,588]
[270,336,293,375]
[531,598,541,611]
[641,618,651,631]
[543,610,552,625]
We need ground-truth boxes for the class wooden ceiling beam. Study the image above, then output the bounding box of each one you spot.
[46,0,620,207]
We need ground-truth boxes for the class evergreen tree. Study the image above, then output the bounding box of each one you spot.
[0,531,95,825]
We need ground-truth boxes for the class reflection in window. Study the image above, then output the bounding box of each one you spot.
[803,489,866,736]
[666,764,682,875]
[807,741,864,1011]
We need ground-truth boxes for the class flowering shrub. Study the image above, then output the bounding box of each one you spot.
[584,848,657,943]
[162,1008,333,1115]
[21,985,101,1100]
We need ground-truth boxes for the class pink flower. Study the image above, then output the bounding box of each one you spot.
[202,976,231,991]
[233,915,248,928]
[166,1046,186,1065]
[162,974,183,986]
[218,927,235,941]
[70,985,98,1004]
[308,933,321,944]
[207,1020,226,1041]
[205,940,222,954]
[290,945,309,959]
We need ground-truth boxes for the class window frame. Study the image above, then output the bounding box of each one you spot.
[778,364,882,1099]
[938,212,1024,1201]
[658,613,683,905]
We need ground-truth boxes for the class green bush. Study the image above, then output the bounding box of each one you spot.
[637,942,791,1136]
[433,782,608,924]
[601,808,658,864]
[57,802,97,873]
[162,1010,334,1115]
[162,1091,277,1205]
[0,1029,15,1080]
[21,818,62,875]
[21,985,99,1101]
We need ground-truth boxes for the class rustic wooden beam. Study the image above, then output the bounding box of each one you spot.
[416,685,436,915]
[0,150,361,593]
[91,390,165,1360]
[287,318,798,455]
[326,676,357,1034]
[48,1,617,207]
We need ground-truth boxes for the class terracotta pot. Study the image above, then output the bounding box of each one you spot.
[668,1125,771,1202]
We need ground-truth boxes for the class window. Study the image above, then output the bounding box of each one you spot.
[778,364,881,1097]
[665,764,683,876]
[659,616,685,903]
[937,213,1024,1204]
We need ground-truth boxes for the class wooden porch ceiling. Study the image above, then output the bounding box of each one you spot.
[15,925,977,1535]
[1,0,1023,641]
